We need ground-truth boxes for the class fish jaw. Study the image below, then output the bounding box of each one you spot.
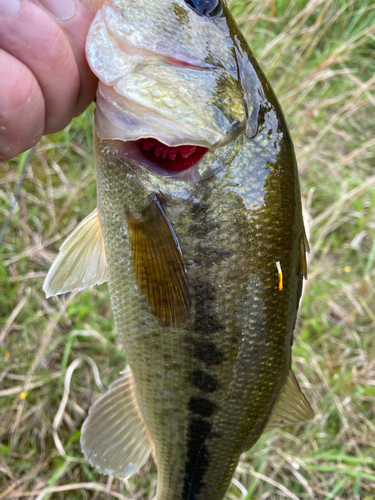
[85,1,247,148]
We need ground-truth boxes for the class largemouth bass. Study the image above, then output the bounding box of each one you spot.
[44,0,314,498]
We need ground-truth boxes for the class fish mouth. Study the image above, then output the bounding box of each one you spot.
[116,138,209,176]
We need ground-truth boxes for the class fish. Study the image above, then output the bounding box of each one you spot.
[43,0,314,498]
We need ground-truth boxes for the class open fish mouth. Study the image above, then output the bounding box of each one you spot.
[136,138,208,172]
[116,138,209,176]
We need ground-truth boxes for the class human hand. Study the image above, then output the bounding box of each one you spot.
[0,0,98,161]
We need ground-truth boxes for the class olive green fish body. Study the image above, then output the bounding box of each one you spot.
[44,2,312,499]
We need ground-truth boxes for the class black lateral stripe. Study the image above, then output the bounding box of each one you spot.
[194,341,223,365]
[192,279,223,334]
[190,370,219,393]
[182,418,211,500]
[188,397,217,417]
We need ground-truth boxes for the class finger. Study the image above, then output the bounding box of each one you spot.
[0,1,80,134]
[34,0,98,116]
[0,49,45,161]
[79,0,106,15]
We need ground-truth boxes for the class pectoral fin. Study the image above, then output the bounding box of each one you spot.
[81,366,153,479]
[43,208,106,298]
[263,369,314,432]
[127,196,191,327]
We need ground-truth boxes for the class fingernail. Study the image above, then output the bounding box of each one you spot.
[38,0,77,20]
[0,0,21,17]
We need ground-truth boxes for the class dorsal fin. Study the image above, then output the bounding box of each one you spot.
[263,369,314,433]
[127,196,191,327]
[43,208,106,298]
[81,366,153,479]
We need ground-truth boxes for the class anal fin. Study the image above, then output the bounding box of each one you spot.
[81,366,153,479]
[264,369,314,433]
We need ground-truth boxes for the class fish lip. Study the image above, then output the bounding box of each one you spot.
[162,55,209,71]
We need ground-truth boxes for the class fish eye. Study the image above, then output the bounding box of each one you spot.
[184,0,223,18]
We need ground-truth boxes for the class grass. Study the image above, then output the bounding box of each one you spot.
[1,0,375,498]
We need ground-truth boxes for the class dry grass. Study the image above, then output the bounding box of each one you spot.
[1,0,375,498]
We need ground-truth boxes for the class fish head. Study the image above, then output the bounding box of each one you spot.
[85,0,257,188]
